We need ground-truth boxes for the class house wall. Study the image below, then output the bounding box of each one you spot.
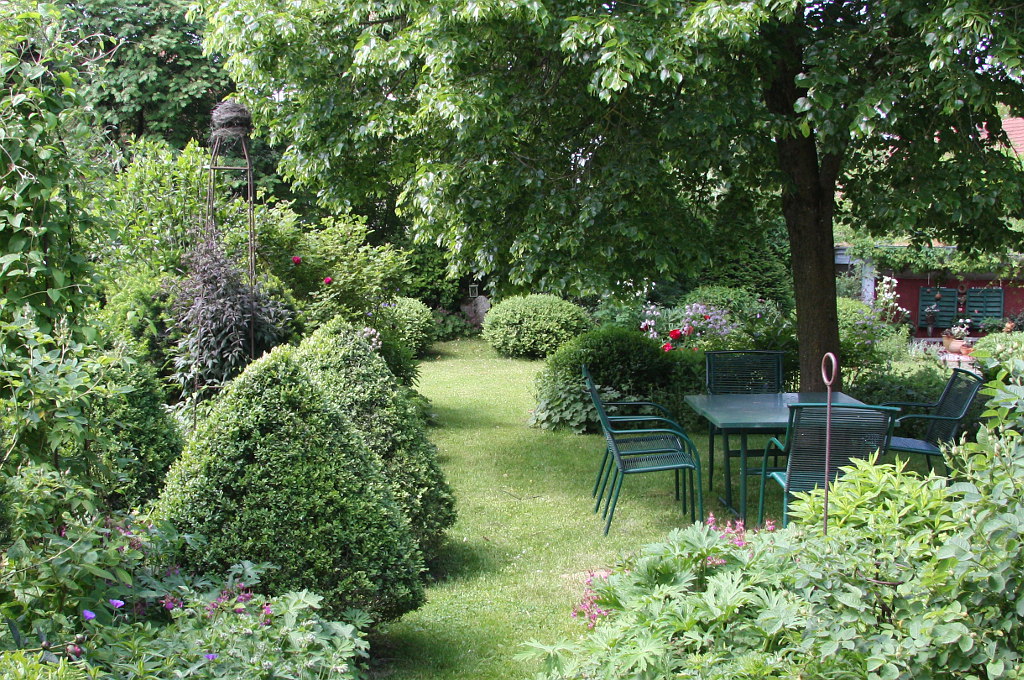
[891,275,1024,336]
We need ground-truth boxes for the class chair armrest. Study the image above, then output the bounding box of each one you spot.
[760,437,786,475]
[605,400,673,417]
[607,416,688,436]
[894,413,963,428]
[881,400,937,409]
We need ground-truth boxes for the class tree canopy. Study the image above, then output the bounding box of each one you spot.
[202,0,1024,388]
[58,0,231,146]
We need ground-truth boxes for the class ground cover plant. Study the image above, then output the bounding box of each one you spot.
[0,463,371,679]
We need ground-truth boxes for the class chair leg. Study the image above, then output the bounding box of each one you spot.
[782,492,790,528]
[591,449,610,498]
[594,459,614,513]
[674,469,680,501]
[603,473,624,535]
[688,468,697,522]
[695,465,704,522]
[601,468,619,519]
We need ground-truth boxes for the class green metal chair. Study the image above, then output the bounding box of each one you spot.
[705,350,785,491]
[757,403,898,526]
[883,368,984,472]
[583,366,703,534]
[583,364,676,499]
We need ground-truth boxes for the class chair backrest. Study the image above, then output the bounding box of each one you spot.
[783,403,899,494]
[924,368,984,445]
[582,364,618,444]
[706,350,785,394]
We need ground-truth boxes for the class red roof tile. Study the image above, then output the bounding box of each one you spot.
[1004,117,1024,156]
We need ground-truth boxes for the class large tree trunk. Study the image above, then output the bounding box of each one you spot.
[763,18,843,392]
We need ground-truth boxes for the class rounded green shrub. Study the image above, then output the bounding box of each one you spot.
[530,326,701,433]
[482,294,593,358]
[374,296,434,357]
[82,354,183,510]
[295,318,456,562]
[153,345,424,622]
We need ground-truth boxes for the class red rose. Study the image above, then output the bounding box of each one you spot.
[323,277,333,284]
[661,342,674,352]
[292,256,302,265]
[703,314,711,320]
[668,328,683,340]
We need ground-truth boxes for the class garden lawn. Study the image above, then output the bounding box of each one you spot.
[372,339,728,679]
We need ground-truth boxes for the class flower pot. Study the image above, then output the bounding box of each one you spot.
[960,344,974,356]
[941,335,954,350]
[947,339,964,353]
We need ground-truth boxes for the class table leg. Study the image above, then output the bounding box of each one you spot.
[721,430,733,508]
[739,434,748,525]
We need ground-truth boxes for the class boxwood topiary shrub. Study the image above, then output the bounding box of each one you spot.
[294,318,456,563]
[482,294,593,358]
[530,326,703,433]
[152,345,424,622]
[81,353,183,510]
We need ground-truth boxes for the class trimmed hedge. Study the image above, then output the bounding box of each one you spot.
[482,294,593,358]
[153,345,424,622]
[294,318,456,562]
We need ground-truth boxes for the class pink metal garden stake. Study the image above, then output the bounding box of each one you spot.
[821,352,838,536]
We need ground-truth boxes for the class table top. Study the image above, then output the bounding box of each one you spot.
[684,392,864,431]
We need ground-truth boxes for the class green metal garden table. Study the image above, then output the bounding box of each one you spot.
[684,392,865,522]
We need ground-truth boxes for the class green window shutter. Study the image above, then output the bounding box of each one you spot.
[965,288,1004,324]
[918,287,957,328]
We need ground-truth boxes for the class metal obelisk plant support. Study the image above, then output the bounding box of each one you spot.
[821,352,838,536]
[191,101,257,428]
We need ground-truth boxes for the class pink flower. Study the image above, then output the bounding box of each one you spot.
[292,255,302,265]
[683,325,694,336]
[323,277,332,284]
[661,342,673,352]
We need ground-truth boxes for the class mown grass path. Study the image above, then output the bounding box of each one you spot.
[372,339,700,679]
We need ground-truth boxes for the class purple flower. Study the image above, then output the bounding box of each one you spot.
[83,610,96,620]
[109,599,125,609]
[204,653,219,660]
